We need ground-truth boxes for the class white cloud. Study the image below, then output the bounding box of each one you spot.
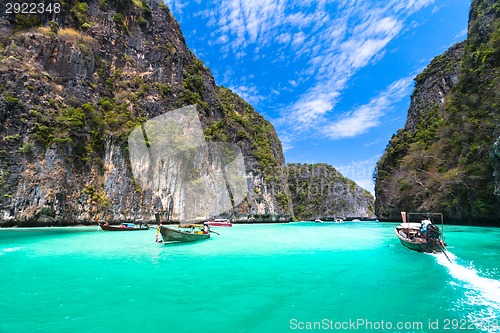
[291,97,333,126]
[210,0,288,52]
[228,84,265,106]
[392,0,435,14]
[455,28,468,40]
[321,105,383,139]
[276,32,292,44]
[292,14,403,111]
[321,76,414,140]
[165,0,433,142]
[292,31,306,48]
[215,34,229,45]
[163,0,188,15]
[276,0,431,138]
[279,134,294,152]
[335,155,382,195]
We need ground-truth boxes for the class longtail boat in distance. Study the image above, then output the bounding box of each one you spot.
[159,224,211,243]
[99,222,149,231]
[204,218,232,227]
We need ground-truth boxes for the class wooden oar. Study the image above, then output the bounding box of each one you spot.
[209,230,220,235]
[439,241,452,263]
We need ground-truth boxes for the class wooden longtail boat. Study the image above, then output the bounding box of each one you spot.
[159,224,210,243]
[394,212,447,253]
[99,222,149,231]
[204,218,232,227]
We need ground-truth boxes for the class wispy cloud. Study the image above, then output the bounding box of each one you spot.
[454,28,468,40]
[392,0,435,14]
[335,155,382,195]
[285,8,406,132]
[228,84,265,106]
[163,0,188,15]
[290,96,335,127]
[210,0,288,51]
[167,0,434,142]
[279,134,294,152]
[321,76,414,140]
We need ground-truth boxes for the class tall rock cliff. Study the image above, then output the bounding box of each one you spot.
[288,163,375,220]
[494,134,500,197]
[375,0,500,225]
[0,0,293,226]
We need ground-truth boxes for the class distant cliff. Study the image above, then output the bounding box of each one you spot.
[288,163,375,220]
[0,0,293,226]
[375,0,500,225]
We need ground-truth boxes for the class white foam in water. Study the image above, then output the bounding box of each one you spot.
[433,251,500,326]
[0,247,23,255]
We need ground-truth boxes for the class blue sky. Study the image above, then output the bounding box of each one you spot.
[163,0,471,194]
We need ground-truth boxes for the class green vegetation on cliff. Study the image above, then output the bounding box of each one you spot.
[375,0,500,225]
[288,163,374,221]
[0,0,292,225]
[210,87,283,175]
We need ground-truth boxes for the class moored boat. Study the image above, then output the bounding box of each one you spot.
[394,212,447,253]
[159,224,210,243]
[204,218,232,227]
[99,222,149,231]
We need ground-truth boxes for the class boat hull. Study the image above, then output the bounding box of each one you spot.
[204,219,232,227]
[99,224,149,231]
[394,228,444,253]
[204,222,232,227]
[160,226,210,242]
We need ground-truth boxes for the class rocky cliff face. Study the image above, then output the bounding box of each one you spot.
[288,163,374,220]
[493,133,500,198]
[0,0,292,226]
[403,42,464,132]
[375,0,500,225]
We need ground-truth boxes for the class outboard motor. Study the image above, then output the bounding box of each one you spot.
[427,223,441,239]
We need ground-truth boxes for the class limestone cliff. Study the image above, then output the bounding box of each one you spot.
[288,163,375,221]
[0,0,293,226]
[375,0,500,225]
[493,133,500,198]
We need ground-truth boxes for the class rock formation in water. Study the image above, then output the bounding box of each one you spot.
[375,0,500,225]
[287,163,375,221]
[0,0,293,226]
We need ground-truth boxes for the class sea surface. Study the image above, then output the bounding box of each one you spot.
[1,222,499,333]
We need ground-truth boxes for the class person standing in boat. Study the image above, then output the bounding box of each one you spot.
[420,218,432,242]
[155,222,163,243]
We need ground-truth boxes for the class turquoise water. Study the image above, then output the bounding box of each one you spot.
[1,222,499,333]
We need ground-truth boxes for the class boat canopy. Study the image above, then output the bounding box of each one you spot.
[397,222,422,229]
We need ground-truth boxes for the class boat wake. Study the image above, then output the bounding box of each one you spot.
[433,251,500,327]
[0,246,24,255]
